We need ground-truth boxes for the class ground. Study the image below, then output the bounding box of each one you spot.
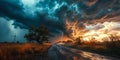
[67,41,120,58]
[0,42,51,60]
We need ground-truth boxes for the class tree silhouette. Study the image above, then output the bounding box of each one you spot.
[75,37,82,45]
[24,24,51,44]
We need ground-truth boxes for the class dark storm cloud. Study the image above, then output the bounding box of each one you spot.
[0,17,11,40]
[0,0,120,41]
[0,0,119,26]
[0,17,28,42]
[0,0,65,33]
[0,0,31,27]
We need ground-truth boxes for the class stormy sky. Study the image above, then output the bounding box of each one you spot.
[0,0,120,42]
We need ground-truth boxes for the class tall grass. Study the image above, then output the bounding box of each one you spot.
[69,34,120,58]
[0,43,51,60]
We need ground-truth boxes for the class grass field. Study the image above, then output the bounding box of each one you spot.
[0,43,51,60]
[69,40,120,58]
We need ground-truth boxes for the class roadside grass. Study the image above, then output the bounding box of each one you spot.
[68,35,120,58]
[0,43,51,60]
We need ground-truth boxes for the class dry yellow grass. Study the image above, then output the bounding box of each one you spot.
[0,43,51,60]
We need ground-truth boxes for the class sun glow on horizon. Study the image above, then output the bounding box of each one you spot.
[64,19,120,42]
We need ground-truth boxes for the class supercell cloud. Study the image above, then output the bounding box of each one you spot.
[0,0,120,42]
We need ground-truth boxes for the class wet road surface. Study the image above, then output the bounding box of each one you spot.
[48,44,119,60]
